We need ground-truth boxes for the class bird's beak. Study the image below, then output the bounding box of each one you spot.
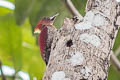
[34,29,41,34]
[49,13,59,21]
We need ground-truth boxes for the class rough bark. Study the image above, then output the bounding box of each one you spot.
[43,0,120,80]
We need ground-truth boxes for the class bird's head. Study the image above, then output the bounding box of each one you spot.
[34,13,59,34]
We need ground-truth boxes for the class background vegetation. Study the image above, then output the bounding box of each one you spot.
[0,0,120,80]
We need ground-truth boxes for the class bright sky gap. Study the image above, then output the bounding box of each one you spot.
[0,65,30,80]
[0,0,15,10]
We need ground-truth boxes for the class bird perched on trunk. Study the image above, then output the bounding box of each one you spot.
[34,14,58,65]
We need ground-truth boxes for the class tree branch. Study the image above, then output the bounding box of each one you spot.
[64,0,83,20]
[0,61,6,80]
[111,51,120,70]
[115,45,120,56]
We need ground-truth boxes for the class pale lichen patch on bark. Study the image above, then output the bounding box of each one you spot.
[80,33,101,47]
[51,71,70,80]
[69,52,84,66]
[92,14,106,27]
[75,11,95,30]
[75,22,92,30]
[84,11,95,22]
[80,66,91,79]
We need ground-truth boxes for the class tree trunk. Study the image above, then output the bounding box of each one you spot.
[43,0,120,80]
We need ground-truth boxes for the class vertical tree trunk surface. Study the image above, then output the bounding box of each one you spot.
[43,0,120,80]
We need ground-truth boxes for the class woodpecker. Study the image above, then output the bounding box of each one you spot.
[34,14,58,65]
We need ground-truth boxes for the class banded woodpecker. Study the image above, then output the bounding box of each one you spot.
[34,14,58,65]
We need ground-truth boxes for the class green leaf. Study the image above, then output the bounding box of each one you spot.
[0,14,22,72]
[113,29,120,51]
[28,54,45,80]
[6,0,15,3]
[0,0,14,16]
[0,7,13,16]
[14,0,35,25]
[20,19,45,79]
[108,65,120,80]
[22,46,45,79]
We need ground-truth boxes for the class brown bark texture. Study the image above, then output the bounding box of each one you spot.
[43,0,120,80]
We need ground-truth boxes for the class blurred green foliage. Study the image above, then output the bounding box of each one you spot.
[0,0,120,80]
[72,0,87,16]
[0,14,22,72]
